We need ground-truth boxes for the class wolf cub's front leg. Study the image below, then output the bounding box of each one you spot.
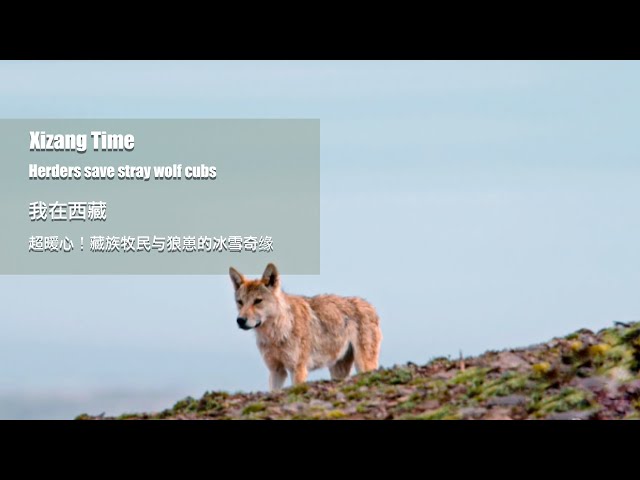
[290,364,309,385]
[269,366,287,391]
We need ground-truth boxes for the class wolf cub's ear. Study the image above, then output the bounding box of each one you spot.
[229,267,244,291]
[261,263,280,290]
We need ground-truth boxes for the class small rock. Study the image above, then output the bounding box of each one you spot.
[547,410,595,420]
[491,352,529,371]
[282,403,305,414]
[450,384,468,396]
[396,386,414,396]
[483,407,513,420]
[372,408,389,419]
[309,399,333,410]
[608,367,633,383]
[459,407,487,419]
[432,369,457,380]
[421,400,440,410]
[622,379,640,396]
[487,395,528,407]
[573,376,608,391]
[573,376,619,394]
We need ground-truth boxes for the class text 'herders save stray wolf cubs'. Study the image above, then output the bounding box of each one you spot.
[229,263,382,390]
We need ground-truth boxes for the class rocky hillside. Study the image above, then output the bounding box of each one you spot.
[78,322,640,420]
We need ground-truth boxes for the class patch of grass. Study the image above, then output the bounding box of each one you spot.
[449,367,490,399]
[396,400,417,411]
[325,410,347,419]
[427,379,449,397]
[172,396,198,413]
[530,388,592,417]
[286,394,301,403]
[410,377,428,386]
[356,371,386,387]
[600,330,622,347]
[429,356,451,364]
[345,390,367,401]
[477,372,528,400]
[622,326,640,372]
[197,396,223,412]
[353,368,413,387]
[532,362,552,375]
[568,340,584,352]
[242,402,267,415]
[341,384,359,393]
[117,413,139,420]
[156,409,173,419]
[621,325,640,344]
[389,369,413,385]
[588,344,611,357]
[410,405,458,420]
[449,367,489,386]
[289,383,309,395]
[604,345,628,364]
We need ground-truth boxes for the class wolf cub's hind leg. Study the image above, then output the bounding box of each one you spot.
[269,366,287,391]
[329,343,354,380]
[353,338,381,373]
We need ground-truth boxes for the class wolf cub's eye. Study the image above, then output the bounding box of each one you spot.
[237,300,243,306]
[254,298,263,305]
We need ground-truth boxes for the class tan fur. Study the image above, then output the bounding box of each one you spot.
[229,263,382,390]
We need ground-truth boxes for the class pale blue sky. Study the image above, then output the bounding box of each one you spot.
[1,61,640,418]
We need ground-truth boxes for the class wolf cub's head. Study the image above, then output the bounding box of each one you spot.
[229,263,281,330]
